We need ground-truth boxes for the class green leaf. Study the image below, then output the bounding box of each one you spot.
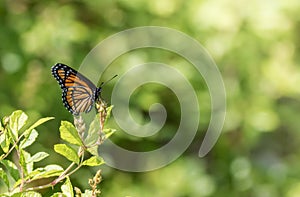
[11,191,42,197]
[85,115,100,146]
[82,156,104,166]
[61,177,74,197]
[19,117,53,149]
[104,105,113,124]
[0,130,10,153]
[84,108,116,146]
[24,117,54,134]
[0,167,10,188]
[1,159,19,181]
[27,152,49,163]
[26,165,63,182]
[60,121,83,146]
[54,144,79,164]
[9,110,28,139]
[19,150,32,175]
[20,129,38,149]
[103,128,116,139]
[81,190,93,197]
[87,146,98,156]
[44,164,64,172]
[50,193,67,197]
[15,165,63,187]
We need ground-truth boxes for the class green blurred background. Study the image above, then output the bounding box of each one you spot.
[1,0,300,196]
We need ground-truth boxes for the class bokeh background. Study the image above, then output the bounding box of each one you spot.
[1,0,300,196]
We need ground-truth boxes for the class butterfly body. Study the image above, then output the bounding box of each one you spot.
[51,63,102,116]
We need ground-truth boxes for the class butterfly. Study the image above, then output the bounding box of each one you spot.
[51,63,113,116]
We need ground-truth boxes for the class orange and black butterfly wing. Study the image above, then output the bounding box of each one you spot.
[51,63,100,115]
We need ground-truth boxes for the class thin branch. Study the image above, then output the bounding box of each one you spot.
[1,131,27,161]
[25,182,54,192]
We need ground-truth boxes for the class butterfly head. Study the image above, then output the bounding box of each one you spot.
[95,87,102,102]
[95,74,117,102]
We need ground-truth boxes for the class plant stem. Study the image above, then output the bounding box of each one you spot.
[51,146,85,185]
[51,162,76,185]
[25,146,86,192]
[25,183,54,191]
[0,131,26,161]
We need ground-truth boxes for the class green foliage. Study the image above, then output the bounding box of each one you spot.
[82,157,104,167]
[60,177,74,197]
[54,144,79,164]
[59,121,83,146]
[1,0,300,196]
[0,110,112,196]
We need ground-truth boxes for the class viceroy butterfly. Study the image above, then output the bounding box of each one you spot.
[51,63,115,116]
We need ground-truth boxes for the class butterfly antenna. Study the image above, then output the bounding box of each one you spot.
[100,74,118,87]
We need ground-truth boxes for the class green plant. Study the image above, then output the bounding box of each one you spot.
[0,103,115,196]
